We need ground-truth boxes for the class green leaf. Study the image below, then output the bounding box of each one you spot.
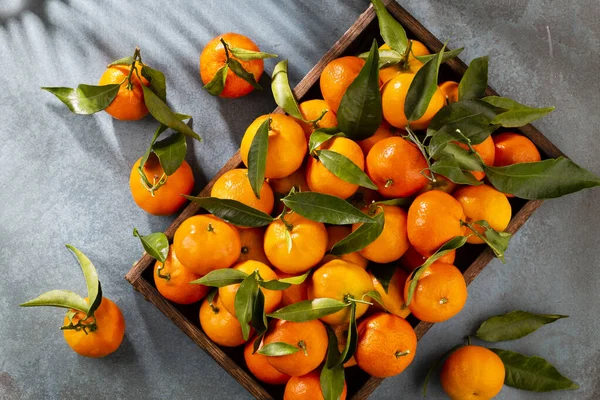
[203,64,228,96]
[152,132,187,176]
[491,349,579,392]
[20,290,90,313]
[229,47,278,61]
[321,326,346,400]
[477,311,568,342]
[369,264,397,294]
[65,245,102,316]
[317,149,377,190]
[430,156,482,185]
[465,220,512,262]
[370,0,408,53]
[414,47,464,64]
[329,211,384,255]
[484,157,600,199]
[141,65,167,102]
[271,60,303,120]
[422,344,465,397]
[428,99,502,134]
[184,196,275,227]
[428,114,499,155]
[132,229,169,263]
[337,40,382,140]
[308,127,342,154]
[259,269,311,290]
[247,117,270,199]
[458,56,488,101]
[358,49,403,69]
[251,288,268,338]
[257,342,300,356]
[142,85,201,140]
[337,302,357,366]
[405,44,446,122]
[139,114,190,169]
[363,290,385,309]
[189,268,248,287]
[373,198,412,207]
[433,142,483,172]
[107,56,134,67]
[267,298,349,322]
[483,96,555,127]
[235,273,260,340]
[282,192,374,225]
[41,84,120,115]
[228,59,262,90]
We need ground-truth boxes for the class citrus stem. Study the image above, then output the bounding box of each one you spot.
[345,294,373,306]
[395,349,411,358]
[455,128,485,164]
[398,39,413,70]
[220,38,231,61]
[61,314,97,335]
[308,109,328,129]
[138,171,168,197]
[280,213,294,232]
[156,265,171,281]
[125,46,141,91]
[384,178,394,188]
[467,336,472,346]
[241,246,249,254]
[439,297,448,304]
[298,340,308,356]
[207,223,215,232]
[461,220,486,242]
[405,126,436,183]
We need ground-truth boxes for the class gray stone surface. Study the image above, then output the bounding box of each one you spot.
[1,0,598,399]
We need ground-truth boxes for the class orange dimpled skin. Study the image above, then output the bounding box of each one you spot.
[172,215,241,276]
[356,122,398,155]
[370,268,410,318]
[241,114,307,179]
[320,56,365,113]
[129,156,194,216]
[200,33,264,98]
[153,248,209,305]
[400,245,456,272]
[353,205,409,263]
[493,132,542,166]
[98,62,149,120]
[407,190,466,257]
[306,136,365,199]
[199,294,247,347]
[456,136,495,181]
[244,338,291,385]
[294,99,338,139]
[284,370,347,400]
[354,312,417,378]
[439,81,459,104]
[237,227,270,265]
[366,136,429,198]
[263,320,328,377]
[404,261,468,323]
[63,297,125,358]
[211,168,274,215]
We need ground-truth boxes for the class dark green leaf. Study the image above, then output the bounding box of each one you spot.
[228,59,262,90]
[430,156,482,185]
[308,127,342,154]
[363,290,384,307]
[141,65,167,102]
[337,302,357,366]
[477,311,568,342]
[142,85,201,140]
[267,298,349,322]
[433,142,483,172]
[491,349,578,392]
[247,117,270,199]
[41,84,120,114]
[257,342,300,356]
[317,150,377,190]
[65,245,102,316]
[251,289,268,338]
[466,220,512,262]
[184,196,275,227]
[321,326,346,400]
[132,229,169,263]
[271,60,303,119]
[337,40,382,140]
[152,132,187,176]
[141,125,169,168]
[329,211,384,255]
[415,47,464,64]
[370,0,408,53]
[235,273,260,340]
[282,192,374,225]
[428,99,502,134]
[369,264,397,294]
[483,96,555,127]
[203,64,228,96]
[428,114,499,155]
[484,157,600,199]
[230,47,277,61]
[405,44,446,122]
[458,56,489,101]
[107,56,134,67]
[189,269,248,287]
[422,344,465,397]
[359,49,403,69]
[20,289,89,313]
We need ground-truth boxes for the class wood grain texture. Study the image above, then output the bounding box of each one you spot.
[125,1,564,399]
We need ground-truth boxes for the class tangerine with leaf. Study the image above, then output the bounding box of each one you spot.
[199,292,247,347]
[153,247,209,305]
[320,56,365,113]
[284,369,347,400]
[211,168,275,215]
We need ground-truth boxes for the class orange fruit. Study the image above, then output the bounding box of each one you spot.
[493,132,542,166]
[378,40,429,85]
[237,227,270,265]
[62,297,125,358]
[200,32,264,98]
[306,136,365,199]
[308,259,374,325]
[263,319,328,376]
[320,56,365,113]
[199,294,247,347]
[218,260,282,316]
[129,155,194,216]
[370,267,410,318]
[441,345,505,400]
[454,184,512,244]
[354,312,417,377]
[404,261,467,322]
[353,205,409,263]
[284,370,347,400]
[439,81,459,104]
[356,122,399,155]
[241,114,307,179]
[172,215,241,275]
[323,225,368,269]
[456,136,495,181]
[98,62,149,120]
[264,212,328,274]
[382,72,445,130]
[366,136,429,198]
[211,168,274,215]
[244,337,291,385]
[407,190,466,257]
[332,324,357,367]
[400,245,456,273]
[153,247,209,305]
[269,166,309,195]
[278,271,309,307]
[293,99,338,139]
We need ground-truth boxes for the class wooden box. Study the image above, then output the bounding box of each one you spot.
[125,1,564,398]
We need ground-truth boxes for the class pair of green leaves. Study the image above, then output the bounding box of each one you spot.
[133,228,169,263]
[203,39,277,96]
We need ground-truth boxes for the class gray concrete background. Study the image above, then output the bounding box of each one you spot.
[1,0,598,399]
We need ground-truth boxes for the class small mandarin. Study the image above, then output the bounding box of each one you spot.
[439,81,459,104]
[353,205,410,263]
[244,338,291,385]
[211,168,274,215]
[284,370,347,400]
[293,99,338,139]
[320,56,365,113]
[356,122,399,155]
[493,132,542,166]
[98,62,149,120]
[378,40,429,85]
[199,294,247,347]
[153,247,209,305]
